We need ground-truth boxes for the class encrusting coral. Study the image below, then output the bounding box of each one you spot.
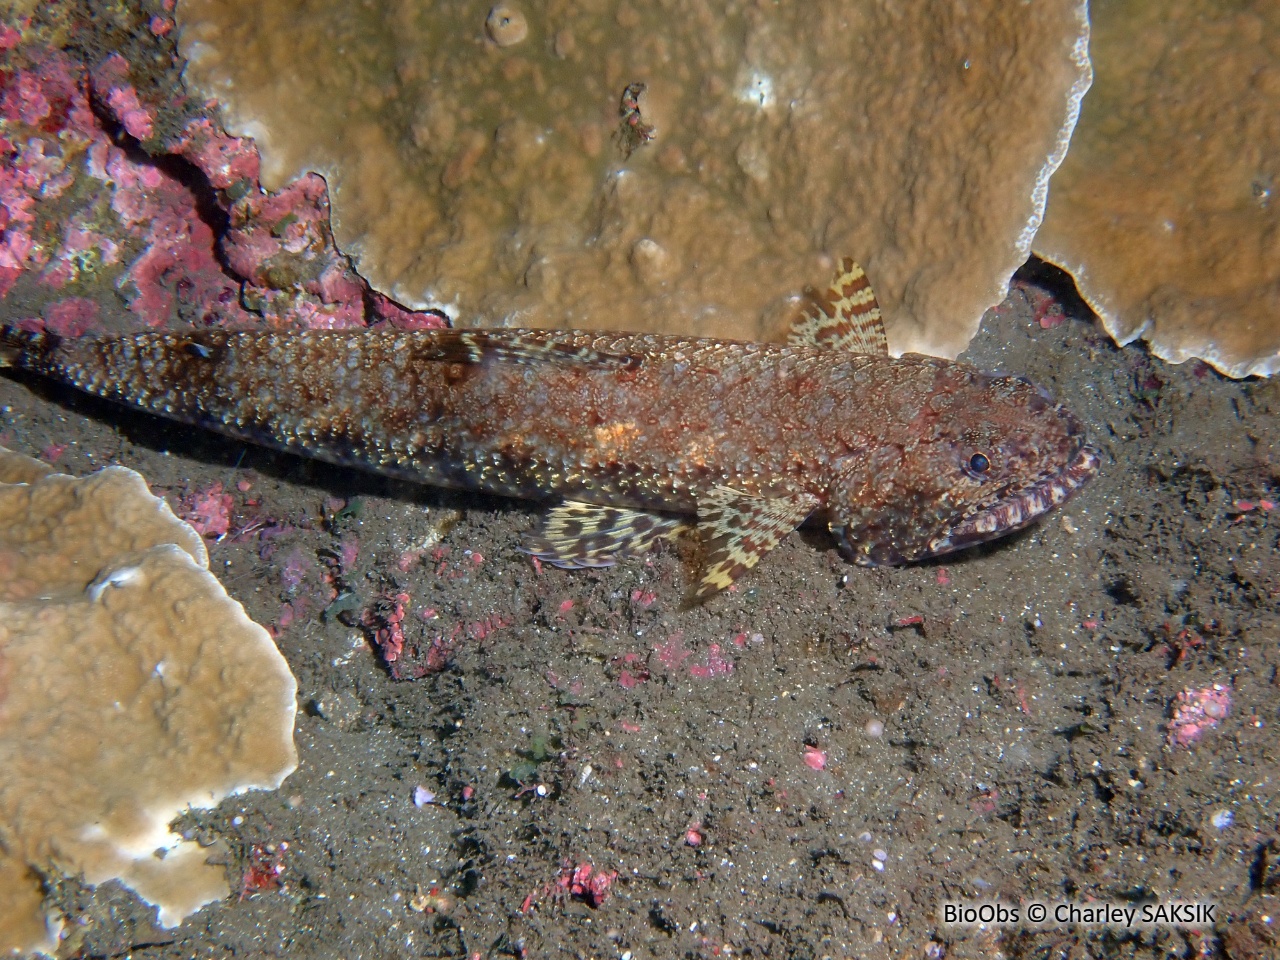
[0,448,298,956]
[1033,0,1280,378]
[0,31,449,343]
[177,0,1090,358]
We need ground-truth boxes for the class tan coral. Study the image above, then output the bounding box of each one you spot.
[177,0,1089,357]
[1035,0,1280,378]
[0,449,298,956]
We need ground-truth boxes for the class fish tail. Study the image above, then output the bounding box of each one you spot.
[0,325,60,369]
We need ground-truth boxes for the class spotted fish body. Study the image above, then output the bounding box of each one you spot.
[1,261,1098,598]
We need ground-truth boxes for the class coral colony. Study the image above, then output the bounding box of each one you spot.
[0,449,297,956]
[1036,0,1280,377]
[177,0,1091,357]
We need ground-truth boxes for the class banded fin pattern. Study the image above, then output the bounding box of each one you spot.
[523,501,690,569]
[788,257,888,356]
[693,487,820,601]
[410,330,641,370]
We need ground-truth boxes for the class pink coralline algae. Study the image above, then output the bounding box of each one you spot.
[1167,684,1231,748]
[159,90,448,333]
[167,116,260,190]
[1,43,448,339]
[101,142,248,327]
[688,643,734,680]
[178,481,235,538]
[41,297,100,336]
[654,632,692,672]
[219,173,368,330]
[0,50,94,298]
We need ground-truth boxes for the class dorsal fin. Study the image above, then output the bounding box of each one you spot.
[787,257,888,355]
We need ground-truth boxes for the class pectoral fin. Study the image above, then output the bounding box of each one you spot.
[787,257,888,356]
[693,487,820,601]
[523,501,690,569]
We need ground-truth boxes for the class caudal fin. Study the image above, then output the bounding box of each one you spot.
[0,325,59,368]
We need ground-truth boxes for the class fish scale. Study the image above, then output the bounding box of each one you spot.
[1,260,1099,599]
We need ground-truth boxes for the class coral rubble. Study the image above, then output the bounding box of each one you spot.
[0,448,298,956]
[177,0,1090,357]
[1035,0,1280,378]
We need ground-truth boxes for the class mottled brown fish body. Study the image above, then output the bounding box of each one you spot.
[1,259,1097,598]
[15,328,944,516]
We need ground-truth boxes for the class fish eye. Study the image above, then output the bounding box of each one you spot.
[968,452,991,475]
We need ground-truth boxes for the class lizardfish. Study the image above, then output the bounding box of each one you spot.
[1,260,1098,599]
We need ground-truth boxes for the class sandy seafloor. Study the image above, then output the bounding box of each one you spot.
[5,265,1280,960]
[4,19,1280,960]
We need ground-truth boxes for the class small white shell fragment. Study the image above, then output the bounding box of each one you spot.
[485,5,528,47]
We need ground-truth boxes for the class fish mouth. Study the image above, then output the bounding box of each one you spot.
[925,441,1101,556]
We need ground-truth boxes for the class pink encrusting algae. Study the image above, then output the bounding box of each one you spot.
[0,45,448,339]
[0,49,93,298]
[178,481,235,538]
[41,297,100,337]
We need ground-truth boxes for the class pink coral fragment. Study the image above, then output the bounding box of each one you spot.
[803,746,828,771]
[338,535,359,573]
[564,862,616,907]
[615,652,648,689]
[1167,684,1231,748]
[180,482,235,538]
[279,548,311,593]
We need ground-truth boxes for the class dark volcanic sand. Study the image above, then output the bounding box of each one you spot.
[3,8,1280,958]
[4,268,1279,960]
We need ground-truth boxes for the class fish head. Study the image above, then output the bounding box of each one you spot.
[828,360,1099,565]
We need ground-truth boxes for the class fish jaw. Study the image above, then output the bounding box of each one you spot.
[921,439,1100,557]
